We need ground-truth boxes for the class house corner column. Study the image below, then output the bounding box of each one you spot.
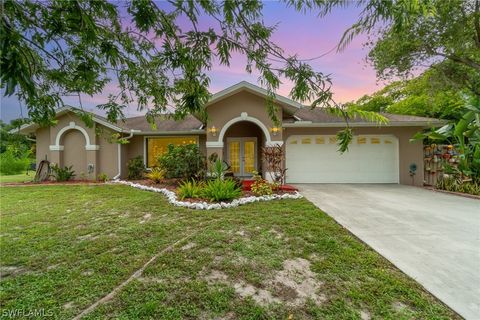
[206,146,224,161]
[49,150,62,167]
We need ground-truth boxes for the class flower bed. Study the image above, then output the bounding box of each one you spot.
[111,180,303,210]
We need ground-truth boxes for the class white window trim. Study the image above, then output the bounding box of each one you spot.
[143,135,200,169]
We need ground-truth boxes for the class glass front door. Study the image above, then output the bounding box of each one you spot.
[227,138,257,176]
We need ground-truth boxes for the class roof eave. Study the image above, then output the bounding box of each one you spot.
[282,121,446,128]
[132,129,206,135]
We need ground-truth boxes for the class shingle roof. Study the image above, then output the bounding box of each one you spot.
[120,114,203,132]
[14,82,445,135]
[288,107,444,126]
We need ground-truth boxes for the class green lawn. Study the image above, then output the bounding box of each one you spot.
[0,172,34,183]
[0,185,458,319]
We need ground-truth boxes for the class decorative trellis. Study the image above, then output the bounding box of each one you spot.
[423,144,460,186]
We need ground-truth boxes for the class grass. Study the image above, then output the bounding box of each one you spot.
[0,185,458,319]
[0,172,34,183]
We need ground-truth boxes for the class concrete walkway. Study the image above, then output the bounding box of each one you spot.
[296,184,480,320]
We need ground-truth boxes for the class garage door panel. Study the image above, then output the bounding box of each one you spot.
[286,135,398,183]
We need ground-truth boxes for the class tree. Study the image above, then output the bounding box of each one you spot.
[1,0,390,152]
[1,0,389,152]
[412,97,480,182]
[348,70,466,120]
[0,118,32,155]
[332,0,480,97]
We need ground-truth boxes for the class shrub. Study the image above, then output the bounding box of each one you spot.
[145,167,165,183]
[202,178,242,202]
[0,149,31,175]
[97,172,109,182]
[158,144,205,180]
[436,176,480,196]
[250,171,273,196]
[127,156,145,180]
[177,180,204,200]
[51,165,75,182]
[209,159,230,180]
[262,144,287,185]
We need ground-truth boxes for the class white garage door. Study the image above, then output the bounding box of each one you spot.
[286,135,399,183]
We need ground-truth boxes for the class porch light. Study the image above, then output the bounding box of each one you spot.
[208,126,218,136]
[270,126,280,136]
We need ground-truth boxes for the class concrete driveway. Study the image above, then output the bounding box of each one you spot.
[296,184,480,320]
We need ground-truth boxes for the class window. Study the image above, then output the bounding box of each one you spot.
[301,138,311,144]
[145,136,198,167]
[315,137,325,144]
[329,136,337,144]
[357,137,367,144]
[371,137,380,144]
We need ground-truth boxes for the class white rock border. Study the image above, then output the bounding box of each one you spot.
[111,180,303,210]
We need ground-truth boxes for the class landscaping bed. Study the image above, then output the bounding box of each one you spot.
[112,180,302,210]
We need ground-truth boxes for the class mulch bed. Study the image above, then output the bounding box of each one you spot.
[131,179,298,199]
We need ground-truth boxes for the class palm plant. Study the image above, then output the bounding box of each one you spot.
[413,97,480,182]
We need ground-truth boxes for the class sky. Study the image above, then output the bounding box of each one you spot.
[0,1,384,123]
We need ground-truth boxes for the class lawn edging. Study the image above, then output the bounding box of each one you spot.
[111,180,303,210]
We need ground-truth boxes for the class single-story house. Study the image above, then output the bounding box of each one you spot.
[16,81,443,186]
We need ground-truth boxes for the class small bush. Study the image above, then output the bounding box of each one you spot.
[436,176,480,196]
[202,178,242,202]
[158,144,205,180]
[97,173,109,182]
[209,159,230,180]
[127,156,145,180]
[177,180,204,200]
[51,165,75,182]
[0,149,31,175]
[250,171,273,196]
[145,167,165,183]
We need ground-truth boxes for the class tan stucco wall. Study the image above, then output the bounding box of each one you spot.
[206,91,283,144]
[34,111,119,180]
[283,126,424,186]
[97,128,120,179]
[61,130,88,178]
[35,127,50,164]
[48,113,97,146]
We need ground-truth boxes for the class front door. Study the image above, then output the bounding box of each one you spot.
[227,137,257,177]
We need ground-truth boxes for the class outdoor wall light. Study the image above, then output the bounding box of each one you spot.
[270,127,280,136]
[208,126,218,136]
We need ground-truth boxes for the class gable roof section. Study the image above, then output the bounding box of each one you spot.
[13,107,126,134]
[14,106,204,135]
[207,81,303,112]
[286,107,445,127]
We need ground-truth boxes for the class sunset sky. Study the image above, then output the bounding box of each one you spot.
[0,1,385,122]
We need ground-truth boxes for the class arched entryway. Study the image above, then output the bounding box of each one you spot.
[223,121,266,177]
[61,129,87,176]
